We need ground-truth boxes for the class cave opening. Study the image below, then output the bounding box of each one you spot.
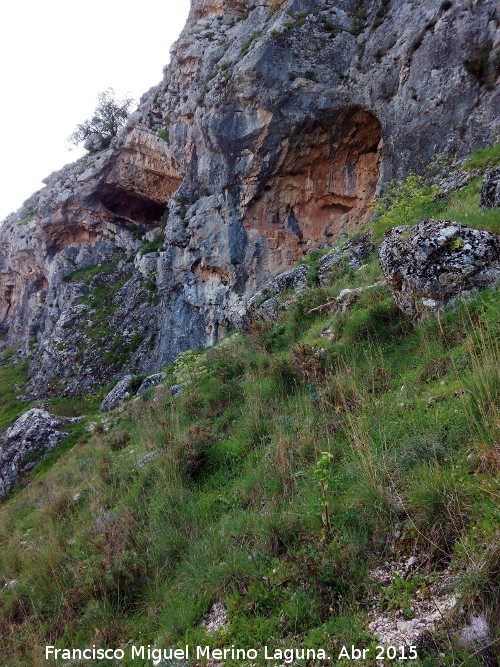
[244,107,382,269]
[100,187,167,224]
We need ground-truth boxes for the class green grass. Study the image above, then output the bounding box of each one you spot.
[463,141,500,171]
[0,147,499,665]
[0,358,30,431]
[367,142,499,241]
[63,259,120,284]
[138,234,164,256]
[157,127,169,143]
[46,393,102,417]
[435,175,500,234]
[0,265,498,666]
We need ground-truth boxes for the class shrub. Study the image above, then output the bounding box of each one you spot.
[241,31,262,56]
[463,42,492,85]
[397,436,449,469]
[269,0,285,13]
[370,174,440,239]
[205,343,246,381]
[373,0,390,28]
[68,88,135,151]
[157,127,170,143]
[349,0,367,35]
[173,349,210,385]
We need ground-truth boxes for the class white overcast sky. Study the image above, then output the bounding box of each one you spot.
[0,0,190,221]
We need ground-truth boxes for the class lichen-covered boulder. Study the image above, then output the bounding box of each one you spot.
[100,375,134,412]
[480,168,500,209]
[379,220,500,321]
[136,372,166,396]
[0,409,73,499]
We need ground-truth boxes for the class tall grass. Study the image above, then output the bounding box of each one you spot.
[0,159,499,664]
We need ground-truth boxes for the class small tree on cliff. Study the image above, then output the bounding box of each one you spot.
[68,88,135,152]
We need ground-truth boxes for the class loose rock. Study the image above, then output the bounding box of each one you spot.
[0,409,75,499]
[136,373,166,396]
[460,614,489,647]
[480,168,500,209]
[100,375,134,412]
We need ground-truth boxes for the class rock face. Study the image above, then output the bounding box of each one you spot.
[0,409,74,499]
[231,263,309,330]
[480,168,500,209]
[0,0,499,396]
[232,230,374,328]
[379,220,500,321]
[317,231,374,285]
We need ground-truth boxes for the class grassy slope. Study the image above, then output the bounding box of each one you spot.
[0,357,30,432]
[0,149,499,666]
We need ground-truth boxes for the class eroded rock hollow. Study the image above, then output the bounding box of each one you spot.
[0,0,498,396]
[244,107,382,272]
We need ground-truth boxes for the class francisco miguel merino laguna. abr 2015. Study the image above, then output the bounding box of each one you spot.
[44,644,331,662]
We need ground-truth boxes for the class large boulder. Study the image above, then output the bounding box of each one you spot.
[136,372,166,396]
[100,375,134,412]
[0,409,74,499]
[379,220,500,321]
[83,132,109,153]
[480,168,500,209]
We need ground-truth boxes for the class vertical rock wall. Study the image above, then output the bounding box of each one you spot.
[0,0,498,394]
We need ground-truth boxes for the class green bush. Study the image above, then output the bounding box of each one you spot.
[240,31,262,56]
[370,174,440,239]
[463,42,493,84]
[157,127,170,142]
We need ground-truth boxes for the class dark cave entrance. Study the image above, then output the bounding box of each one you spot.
[99,186,167,224]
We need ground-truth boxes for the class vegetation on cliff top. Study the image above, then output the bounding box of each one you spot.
[68,88,135,151]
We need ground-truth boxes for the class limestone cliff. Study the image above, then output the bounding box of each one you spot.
[1,0,498,396]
